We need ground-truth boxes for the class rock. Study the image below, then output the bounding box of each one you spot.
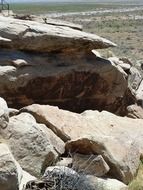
[0,143,22,190]
[0,16,116,53]
[8,108,19,117]
[20,170,37,190]
[81,175,128,190]
[25,166,127,190]
[135,79,143,106]
[20,105,143,184]
[56,157,73,167]
[72,153,110,177]
[0,49,130,114]
[119,63,131,71]
[0,97,9,129]
[0,16,136,115]
[128,67,142,91]
[11,59,29,68]
[127,104,143,119]
[25,166,80,190]
[0,112,65,177]
[66,135,140,184]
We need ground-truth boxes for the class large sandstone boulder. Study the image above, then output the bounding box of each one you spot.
[66,136,140,184]
[0,16,135,114]
[0,143,22,190]
[0,112,65,177]
[21,104,143,184]
[0,49,129,114]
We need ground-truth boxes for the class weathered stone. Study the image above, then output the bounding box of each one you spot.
[12,59,30,68]
[0,143,22,190]
[0,16,116,53]
[66,135,140,184]
[20,105,143,184]
[0,97,9,129]
[80,175,128,190]
[0,112,65,177]
[128,67,142,92]
[127,104,143,119]
[0,48,129,114]
[135,79,143,106]
[72,154,110,177]
[25,166,127,190]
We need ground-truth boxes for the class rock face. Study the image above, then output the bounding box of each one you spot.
[0,112,65,177]
[21,104,143,184]
[0,143,22,190]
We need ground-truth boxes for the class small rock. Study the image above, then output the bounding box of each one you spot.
[127,104,143,119]
[12,59,29,68]
[73,153,110,177]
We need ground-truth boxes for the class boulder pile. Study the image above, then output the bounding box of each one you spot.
[0,15,143,190]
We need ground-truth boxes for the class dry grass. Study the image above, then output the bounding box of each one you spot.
[129,162,143,190]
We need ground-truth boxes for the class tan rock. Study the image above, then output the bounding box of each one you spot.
[81,175,128,190]
[0,112,65,177]
[20,105,143,183]
[127,104,143,119]
[12,59,29,68]
[72,154,110,177]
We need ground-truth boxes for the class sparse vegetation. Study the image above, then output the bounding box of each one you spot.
[129,162,143,190]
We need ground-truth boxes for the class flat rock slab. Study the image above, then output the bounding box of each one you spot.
[0,16,116,53]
